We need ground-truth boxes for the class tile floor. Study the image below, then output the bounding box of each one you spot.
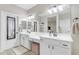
[0,46,36,55]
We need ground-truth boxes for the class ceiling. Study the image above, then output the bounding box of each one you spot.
[16,4,37,11]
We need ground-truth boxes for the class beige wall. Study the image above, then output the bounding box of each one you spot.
[71,5,79,55]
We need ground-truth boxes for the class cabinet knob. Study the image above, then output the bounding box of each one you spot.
[48,45,50,48]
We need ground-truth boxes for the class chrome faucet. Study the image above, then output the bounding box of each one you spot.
[49,30,57,37]
[53,32,57,37]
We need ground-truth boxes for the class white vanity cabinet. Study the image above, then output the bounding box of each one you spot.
[40,41,51,55]
[40,38,72,55]
[20,34,31,49]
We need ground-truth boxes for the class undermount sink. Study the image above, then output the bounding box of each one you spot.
[53,33,58,37]
[49,33,58,37]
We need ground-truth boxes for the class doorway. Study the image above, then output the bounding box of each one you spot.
[47,16,57,32]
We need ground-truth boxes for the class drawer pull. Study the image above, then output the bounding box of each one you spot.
[63,44,68,46]
[48,45,50,48]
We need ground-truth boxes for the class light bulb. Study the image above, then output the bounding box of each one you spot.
[48,9,52,14]
[31,15,35,19]
[28,16,31,19]
[58,5,63,11]
[28,15,35,19]
[52,8,57,13]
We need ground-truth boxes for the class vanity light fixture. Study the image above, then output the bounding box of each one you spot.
[57,5,64,12]
[52,7,57,13]
[30,15,35,19]
[48,6,57,14]
[28,16,31,19]
[48,5,64,14]
[28,15,35,19]
[48,9,53,14]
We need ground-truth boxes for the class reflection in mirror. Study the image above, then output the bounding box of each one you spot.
[34,22,37,32]
[48,16,56,33]
[28,22,32,29]
[43,5,71,33]
[59,5,71,33]
[27,4,71,33]
[21,21,27,29]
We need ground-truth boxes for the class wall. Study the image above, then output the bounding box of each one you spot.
[0,4,27,51]
[0,4,27,24]
[0,11,17,50]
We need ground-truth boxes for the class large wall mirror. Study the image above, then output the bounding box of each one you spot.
[47,16,57,33]
[26,4,71,33]
[39,5,71,33]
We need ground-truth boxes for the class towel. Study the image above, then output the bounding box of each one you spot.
[76,23,79,33]
[72,23,75,34]
[72,23,79,34]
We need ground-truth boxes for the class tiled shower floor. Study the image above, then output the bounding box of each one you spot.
[0,46,36,55]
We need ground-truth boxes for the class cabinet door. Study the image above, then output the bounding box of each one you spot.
[40,43,51,55]
[40,41,51,55]
[50,39,71,55]
[23,35,31,49]
[20,34,24,46]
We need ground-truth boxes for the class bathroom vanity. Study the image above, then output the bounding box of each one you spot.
[19,4,73,55]
[20,32,73,55]
[40,34,72,55]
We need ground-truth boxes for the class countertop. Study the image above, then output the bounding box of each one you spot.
[20,32,73,42]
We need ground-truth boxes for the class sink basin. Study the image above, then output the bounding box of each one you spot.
[53,33,57,37]
[49,33,57,37]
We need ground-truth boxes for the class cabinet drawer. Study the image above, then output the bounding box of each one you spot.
[29,38,40,43]
[49,39,71,49]
[58,41,72,49]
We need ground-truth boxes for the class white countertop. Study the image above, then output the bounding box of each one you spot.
[40,34,73,42]
[20,32,73,42]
